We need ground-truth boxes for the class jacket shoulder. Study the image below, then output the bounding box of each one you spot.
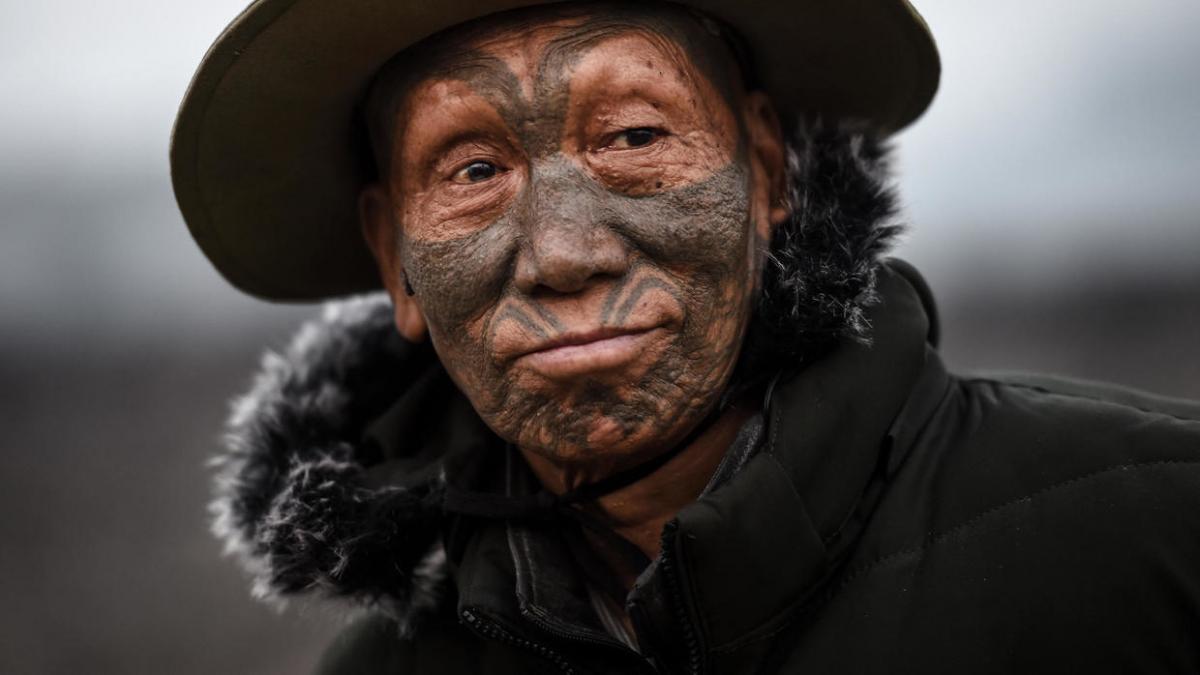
[873,370,1200,548]
[946,370,1200,471]
[957,371,1200,483]
[973,371,1200,424]
[797,372,1200,672]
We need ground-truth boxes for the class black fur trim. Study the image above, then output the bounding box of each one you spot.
[211,295,447,635]
[733,120,901,392]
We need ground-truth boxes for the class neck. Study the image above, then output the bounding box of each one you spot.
[519,400,754,583]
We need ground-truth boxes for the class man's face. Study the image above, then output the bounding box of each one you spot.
[363,4,785,470]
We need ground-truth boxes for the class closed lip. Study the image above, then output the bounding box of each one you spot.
[514,325,661,378]
[516,326,653,358]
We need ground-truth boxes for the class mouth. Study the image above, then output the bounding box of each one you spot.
[515,326,662,379]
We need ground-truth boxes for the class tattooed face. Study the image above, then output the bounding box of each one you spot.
[361,3,785,471]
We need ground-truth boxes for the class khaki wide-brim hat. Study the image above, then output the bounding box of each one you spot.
[171,0,939,301]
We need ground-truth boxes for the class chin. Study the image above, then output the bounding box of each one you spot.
[577,417,629,452]
[512,399,702,474]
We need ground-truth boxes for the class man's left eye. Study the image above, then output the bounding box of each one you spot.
[453,161,499,184]
[610,127,661,150]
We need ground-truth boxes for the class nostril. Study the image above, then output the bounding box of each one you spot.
[527,270,624,300]
[514,225,631,295]
[530,253,598,294]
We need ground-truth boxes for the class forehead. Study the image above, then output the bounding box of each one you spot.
[365,3,744,147]
[433,16,700,101]
[415,3,738,84]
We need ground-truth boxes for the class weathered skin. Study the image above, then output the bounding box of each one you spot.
[360,3,788,549]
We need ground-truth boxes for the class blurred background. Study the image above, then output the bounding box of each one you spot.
[1,0,1197,672]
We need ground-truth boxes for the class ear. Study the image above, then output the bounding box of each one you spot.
[359,183,428,343]
[741,91,789,233]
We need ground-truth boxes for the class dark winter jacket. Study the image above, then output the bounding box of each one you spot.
[212,259,1200,675]
[210,125,1200,674]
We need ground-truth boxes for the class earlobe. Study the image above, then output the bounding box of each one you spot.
[391,296,428,343]
[359,183,428,343]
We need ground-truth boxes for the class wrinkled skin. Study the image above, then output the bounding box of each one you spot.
[360,3,788,483]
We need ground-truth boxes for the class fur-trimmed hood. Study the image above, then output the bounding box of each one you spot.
[209,121,902,632]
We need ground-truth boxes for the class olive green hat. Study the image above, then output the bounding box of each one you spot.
[171,0,939,301]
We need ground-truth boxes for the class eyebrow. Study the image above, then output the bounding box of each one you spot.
[421,131,507,173]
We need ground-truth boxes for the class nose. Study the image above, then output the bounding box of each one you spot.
[513,158,630,295]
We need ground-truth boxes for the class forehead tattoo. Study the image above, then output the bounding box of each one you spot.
[366,4,746,168]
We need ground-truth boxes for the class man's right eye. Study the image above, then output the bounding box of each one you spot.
[610,127,661,149]
[453,161,499,184]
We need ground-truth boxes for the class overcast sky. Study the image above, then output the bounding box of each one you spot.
[1,0,1197,345]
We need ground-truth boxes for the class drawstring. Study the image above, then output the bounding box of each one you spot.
[440,441,685,580]
[441,424,696,522]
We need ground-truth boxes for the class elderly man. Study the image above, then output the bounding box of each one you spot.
[173,1,1200,673]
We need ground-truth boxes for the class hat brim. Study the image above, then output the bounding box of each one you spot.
[171,0,939,301]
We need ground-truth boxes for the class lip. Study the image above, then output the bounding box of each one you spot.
[516,327,660,379]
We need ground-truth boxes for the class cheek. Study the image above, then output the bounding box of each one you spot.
[401,215,518,340]
[613,161,753,280]
[603,161,759,381]
[402,170,523,242]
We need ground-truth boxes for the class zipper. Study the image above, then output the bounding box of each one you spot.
[461,608,578,674]
[522,603,630,651]
[656,523,704,675]
[526,607,662,675]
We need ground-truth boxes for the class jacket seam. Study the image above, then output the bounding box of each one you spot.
[833,458,1200,592]
[962,377,1200,424]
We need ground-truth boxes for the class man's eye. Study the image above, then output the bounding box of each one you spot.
[453,161,499,184]
[610,127,661,150]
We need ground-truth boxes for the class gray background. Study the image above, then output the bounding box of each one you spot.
[1,0,1197,673]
